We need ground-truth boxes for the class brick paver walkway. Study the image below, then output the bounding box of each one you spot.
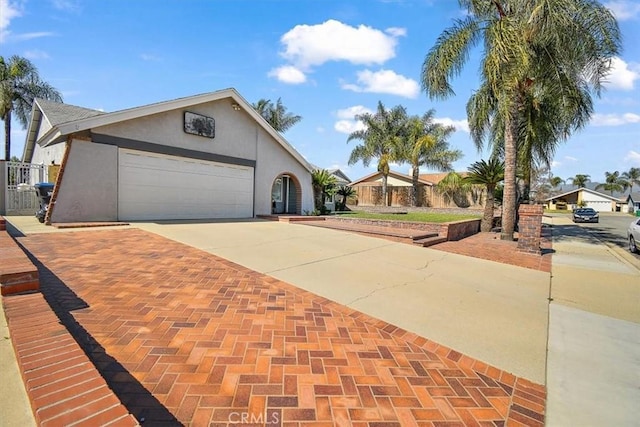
[16,228,546,426]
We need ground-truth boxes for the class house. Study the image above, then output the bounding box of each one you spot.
[325,168,351,211]
[349,170,485,208]
[21,89,314,222]
[627,192,640,213]
[349,170,434,207]
[544,187,622,212]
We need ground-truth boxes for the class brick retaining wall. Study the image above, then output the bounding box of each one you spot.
[327,217,481,241]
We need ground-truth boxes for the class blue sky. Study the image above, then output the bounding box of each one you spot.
[2,0,639,184]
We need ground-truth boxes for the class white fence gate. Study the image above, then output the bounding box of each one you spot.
[4,162,49,215]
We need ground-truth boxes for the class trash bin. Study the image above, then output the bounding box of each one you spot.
[34,183,55,223]
[636,209,640,217]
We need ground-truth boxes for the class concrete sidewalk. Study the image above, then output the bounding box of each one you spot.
[545,216,640,426]
[0,303,36,427]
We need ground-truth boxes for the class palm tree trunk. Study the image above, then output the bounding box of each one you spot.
[4,111,11,161]
[382,174,388,207]
[411,166,419,207]
[501,114,517,241]
[482,185,495,232]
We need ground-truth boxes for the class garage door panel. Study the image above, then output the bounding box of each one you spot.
[118,149,253,220]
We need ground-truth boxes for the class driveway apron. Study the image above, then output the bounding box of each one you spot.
[15,227,546,426]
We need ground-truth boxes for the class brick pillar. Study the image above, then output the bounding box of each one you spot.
[517,204,544,254]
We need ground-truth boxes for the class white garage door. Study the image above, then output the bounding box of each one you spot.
[585,200,612,212]
[118,149,253,220]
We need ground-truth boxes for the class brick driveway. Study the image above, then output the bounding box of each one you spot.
[15,228,545,426]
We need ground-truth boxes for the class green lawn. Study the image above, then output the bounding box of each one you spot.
[335,211,480,223]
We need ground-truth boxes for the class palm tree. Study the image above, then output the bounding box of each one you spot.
[436,172,470,206]
[347,101,407,207]
[1,55,62,160]
[311,169,337,212]
[402,111,461,206]
[252,98,301,133]
[568,174,590,188]
[622,167,640,194]
[463,158,505,232]
[336,185,356,211]
[596,171,627,196]
[421,0,621,241]
[549,176,565,190]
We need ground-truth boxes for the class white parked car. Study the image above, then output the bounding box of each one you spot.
[628,218,640,253]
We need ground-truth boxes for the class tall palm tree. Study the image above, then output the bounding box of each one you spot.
[1,55,62,160]
[463,158,505,232]
[596,171,627,196]
[622,167,640,194]
[421,0,621,241]
[252,98,301,133]
[347,101,407,207]
[568,174,591,188]
[402,111,460,206]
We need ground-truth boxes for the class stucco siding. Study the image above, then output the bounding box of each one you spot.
[31,141,66,166]
[254,127,313,215]
[582,192,614,203]
[93,99,257,161]
[50,140,118,222]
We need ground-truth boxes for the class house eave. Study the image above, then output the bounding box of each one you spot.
[36,88,313,174]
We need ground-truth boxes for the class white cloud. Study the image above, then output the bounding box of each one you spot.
[385,27,406,37]
[24,49,50,60]
[565,156,578,162]
[50,0,80,12]
[341,69,419,98]
[279,20,404,69]
[12,31,55,41]
[268,65,307,84]
[433,117,470,133]
[605,57,640,90]
[0,0,22,43]
[624,150,640,165]
[336,105,373,120]
[551,160,562,168]
[605,1,640,20]
[316,126,325,133]
[140,53,161,61]
[591,112,640,126]
[335,119,366,134]
[334,105,373,134]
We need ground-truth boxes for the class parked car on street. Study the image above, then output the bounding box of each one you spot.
[628,218,640,253]
[572,208,599,223]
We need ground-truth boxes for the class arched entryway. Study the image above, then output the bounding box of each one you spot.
[271,173,301,214]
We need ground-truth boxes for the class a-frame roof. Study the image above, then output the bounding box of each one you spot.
[544,187,623,202]
[23,88,313,173]
[349,170,433,186]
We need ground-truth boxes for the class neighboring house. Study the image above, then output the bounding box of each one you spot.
[325,168,351,211]
[21,88,314,222]
[348,170,484,209]
[627,192,640,213]
[349,170,435,207]
[544,187,622,212]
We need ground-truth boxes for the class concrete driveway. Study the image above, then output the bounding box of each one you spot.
[134,219,551,384]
